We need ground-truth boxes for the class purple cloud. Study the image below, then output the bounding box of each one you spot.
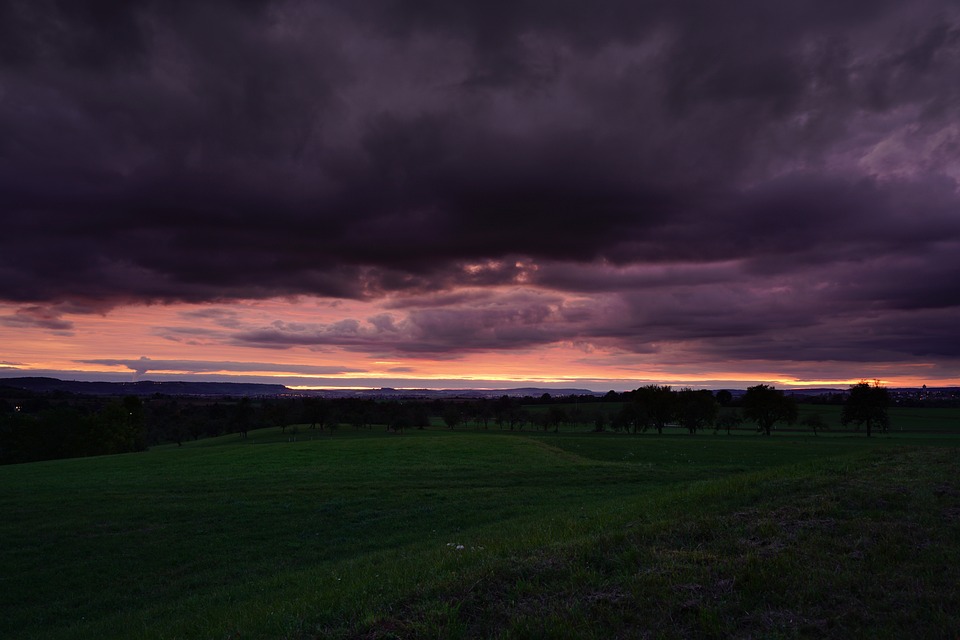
[78,356,364,377]
[0,306,74,332]
[0,1,958,377]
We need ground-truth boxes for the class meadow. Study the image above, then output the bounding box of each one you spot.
[522,400,960,435]
[1,422,958,638]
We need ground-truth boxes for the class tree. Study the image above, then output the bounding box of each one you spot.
[592,412,607,432]
[567,404,584,428]
[715,411,742,435]
[841,381,890,437]
[676,389,718,434]
[531,411,549,431]
[715,389,733,407]
[493,397,526,431]
[632,385,676,434]
[84,399,147,455]
[302,398,334,432]
[515,409,531,431]
[741,384,797,436]
[264,400,292,433]
[233,397,253,439]
[494,396,514,430]
[475,399,493,429]
[802,414,829,436]
[410,404,430,430]
[442,406,462,429]
[546,406,567,433]
[610,403,632,432]
[387,405,411,433]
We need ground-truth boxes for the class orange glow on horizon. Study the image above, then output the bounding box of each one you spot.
[1,297,958,390]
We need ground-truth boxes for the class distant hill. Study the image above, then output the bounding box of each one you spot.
[0,377,289,397]
[781,387,847,397]
[310,387,604,399]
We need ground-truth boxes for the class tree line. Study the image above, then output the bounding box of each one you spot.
[0,381,891,465]
[601,381,887,438]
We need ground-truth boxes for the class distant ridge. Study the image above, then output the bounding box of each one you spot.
[0,377,289,397]
[0,377,603,399]
[324,387,604,399]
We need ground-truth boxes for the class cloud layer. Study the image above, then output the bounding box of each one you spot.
[2,1,959,377]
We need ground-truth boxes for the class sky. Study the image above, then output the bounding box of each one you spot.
[2,1,960,391]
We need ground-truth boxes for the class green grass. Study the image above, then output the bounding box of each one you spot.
[508,402,960,435]
[1,426,958,638]
[370,446,960,639]
[794,404,960,433]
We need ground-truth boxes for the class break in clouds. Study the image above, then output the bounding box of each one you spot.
[2,0,960,370]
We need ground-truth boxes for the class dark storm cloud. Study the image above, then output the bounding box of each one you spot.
[0,305,74,331]
[228,290,595,354]
[177,308,243,324]
[78,356,363,376]
[2,0,959,368]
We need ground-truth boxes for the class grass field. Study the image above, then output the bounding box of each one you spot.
[1,425,958,638]
[794,404,960,433]
[519,401,960,435]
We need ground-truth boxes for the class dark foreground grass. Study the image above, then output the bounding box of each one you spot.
[355,446,960,639]
[1,428,957,639]
[794,404,960,433]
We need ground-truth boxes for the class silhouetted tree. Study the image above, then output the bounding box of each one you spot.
[546,406,567,432]
[1,405,83,462]
[802,413,829,436]
[676,389,718,434]
[567,404,584,428]
[841,381,890,437]
[612,402,639,433]
[77,399,147,456]
[741,385,797,436]
[206,402,230,437]
[515,409,531,431]
[592,412,607,432]
[633,385,676,434]
[167,404,190,446]
[715,411,742,435]
[410,404,430,429]
[715,389,733,407]
[233,398,253,439]
[531,411,549,431]
[442,406,462,429]
[387,404,411,433]
[493,396,511,429]
[185,409,206,441]
[264,400,292,433]
[476,399,493,429]
[121,396,147,451]
[495,398,525,431]
[347,402,373,430]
